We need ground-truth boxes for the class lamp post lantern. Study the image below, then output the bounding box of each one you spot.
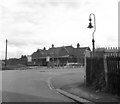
[87,13,96,52]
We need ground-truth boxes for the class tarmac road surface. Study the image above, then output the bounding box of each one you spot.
[1,67,84,103]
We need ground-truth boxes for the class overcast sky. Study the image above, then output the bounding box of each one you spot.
[0,0,119,59]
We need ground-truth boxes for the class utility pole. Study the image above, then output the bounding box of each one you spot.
[5,39,8,68]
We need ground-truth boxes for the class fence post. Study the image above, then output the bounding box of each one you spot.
[104,54,108,90]
[84,50,91,86]
[84,54,87,86]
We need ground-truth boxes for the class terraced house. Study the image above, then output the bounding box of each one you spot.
[30,43,91,67]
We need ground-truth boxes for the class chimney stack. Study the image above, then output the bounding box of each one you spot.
[52,44,54,48]
[77,43,80,48]
[43,47,46,50]
[5,39,8,68]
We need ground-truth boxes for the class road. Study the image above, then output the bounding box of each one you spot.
[1,67,85,102]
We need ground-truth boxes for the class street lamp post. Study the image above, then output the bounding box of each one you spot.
[87,13,96,52]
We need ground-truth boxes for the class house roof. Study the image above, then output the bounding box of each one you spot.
[31,46,90,59]
[31,49,48,59]
[95,47,119,53]
[48,47,61,57]
[73,47,90,58]
[48,46,74,58]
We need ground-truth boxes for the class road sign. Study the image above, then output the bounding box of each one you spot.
[27,55,32,62]
[46,56,50,62]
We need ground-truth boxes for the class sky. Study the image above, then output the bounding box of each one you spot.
[0,0,119,59]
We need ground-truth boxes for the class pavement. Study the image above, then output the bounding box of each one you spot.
[50,68,120,104]
[57,84,120,104]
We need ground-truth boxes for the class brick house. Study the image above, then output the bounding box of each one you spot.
[30,43,90,67]
[31,48,48,66]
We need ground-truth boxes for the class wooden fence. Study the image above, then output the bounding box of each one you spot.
[106,54,120,95]
[86,52,120,95]
[86,57,106,90]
